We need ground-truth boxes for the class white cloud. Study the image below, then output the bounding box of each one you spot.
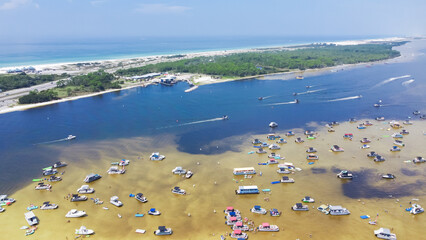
[135,3,191,14]
[0,0,32,10]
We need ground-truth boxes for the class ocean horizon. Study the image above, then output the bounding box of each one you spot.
[0,35,391,68]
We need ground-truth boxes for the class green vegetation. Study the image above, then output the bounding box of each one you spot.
[0,73,68,91]
[18,89,59,104]
[18,70,120,104]
[64,70,120,92]
[116,43,402,78]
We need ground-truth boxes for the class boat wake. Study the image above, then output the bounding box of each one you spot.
[34,138,73,145]
[266,100,298,106]
[327,95,362,102]
[401,79,415,86]
[373,75,411,88]
[158,117,224,129]
[295,89,325,95]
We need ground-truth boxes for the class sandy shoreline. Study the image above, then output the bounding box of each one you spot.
[1,119,425,239]
[0,37,412,115]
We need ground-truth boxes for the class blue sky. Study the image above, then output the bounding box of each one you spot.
[0,0,425,42]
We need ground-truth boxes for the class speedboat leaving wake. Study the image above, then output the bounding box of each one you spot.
[266,99,299,106]
[158,117,225,129]
[34,135,76,145]
[401,79,415,86]
[373,75,411,88]
[327,95,362,102]
[293,89,325,95]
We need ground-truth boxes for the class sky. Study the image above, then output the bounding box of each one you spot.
[0,0,425,42]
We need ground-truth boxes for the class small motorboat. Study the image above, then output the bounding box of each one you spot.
[328,205,350,215]
[400,129,409,135]
[107,166,126,174]
[360,138,371,143]
[331,145,344,152]
[269,122,278,128]
[251,205,267,214]
[110,196,123,207]
[337,170,353,179]
[374,155,386,162]
[304,130,315,135]
[412,156,426,163]
[367,151,379,157]
[258,222,279,232]
[296,75,304,80]
[292,203,309,211]
[390,146,401,152]
[230,229,247,239]
[276,138,287,144]
[224,206,240,214]
[349,118,357,123]
[280,176,295,183]
[328,127,335,132]
[40,201,58,210]
[150,152,165,161]
[364,121,373,126]
[295,137,304,143]
[403,120,413,125]
[65,209,86,218]
[222,115,229,120]
[256,148,267,154]
[259,142,269,148]
[374,228,397,240]
[413,110,421,115]
[75,226,94,235]
[24,211,38,226]
[421,114,426,120]
[84,173,102,183]
[292,92,298,96]
[357,124,366,129]
[410,204,424,215]
[25,226,37,236]
[268,144,280,150]
[118,159,130,166]
[269,208,281,217]
[77,185,94,194]
[267,158,279,165]
[35,182,51,190]
[0,207,5,213]
[382,174,395,179]
[361,144,370,149]
[42,168,58,176]
[277,164,291,174]
[171,186,186,195]
[343,133,353,139]
[394,140,405,147]
[135,193,148,203]
[172,166,187,175]
[232,221,249,231]
[0,195,15,206]
[53,161,67,168]
[391,133,403,138]
[306,154,319,160]
[375,117,385,121]
[268,152,284,159]
[66,135,76,140]
[285,131,295,136]
[185,170,194,179]
[302,196,315,203]
[306,134,316,139]
[154,226,173,236]
[71,194,87,202]
[306,147,317,153]
[148,208,161,216]
[252,138,262,144]
[47,175,62,182]
[373,100,382,108]
[225,216,239,226]
[258,97,264,100]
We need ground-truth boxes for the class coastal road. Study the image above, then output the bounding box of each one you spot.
[0,79,68,108]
